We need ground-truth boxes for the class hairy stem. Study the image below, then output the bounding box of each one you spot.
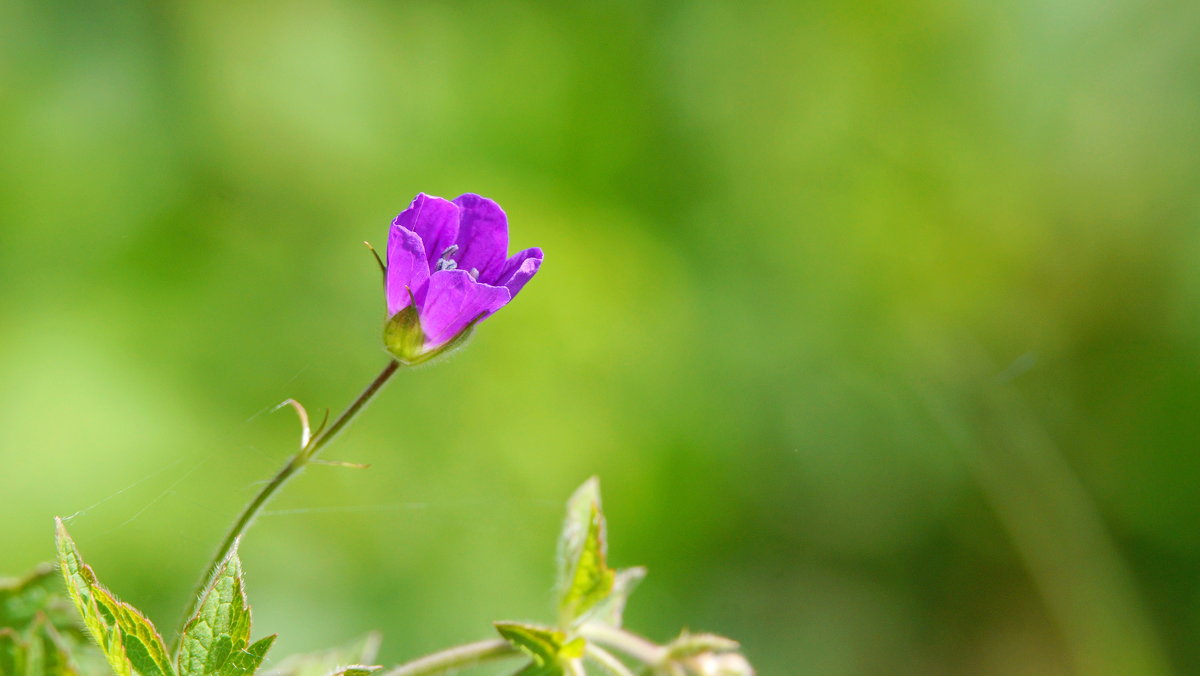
[174,359,401,646]
[381,639,518,676]
[586,643,639,676]
[580,624,664,668]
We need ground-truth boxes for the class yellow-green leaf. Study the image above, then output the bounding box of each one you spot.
[33,616,81,676]
[582,566,645,629]
[178,542,256,676]
[0,628,27,676]
[556,479,616,627]
[220,634,275,676]
[56,518,171,676]
[495,622,585,676]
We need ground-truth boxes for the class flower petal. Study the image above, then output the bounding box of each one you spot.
[420,269,511,348]
[496,247,543,299]
[386,225,429,316]
[452,193,509,283]
[393,193,460,270]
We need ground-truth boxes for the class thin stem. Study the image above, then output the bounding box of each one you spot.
[565,658,588,676]
[586,644,638,676]
[580,624,664,668]
[174,359,402,646]
[381,639,518,676]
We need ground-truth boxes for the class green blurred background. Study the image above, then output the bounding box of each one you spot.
[2,1,1199,674]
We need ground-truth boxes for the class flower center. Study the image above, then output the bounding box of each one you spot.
[435,245,459,271]
[434,245,478,279]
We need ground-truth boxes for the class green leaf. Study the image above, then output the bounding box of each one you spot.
[495,622,585,676]
[56,518,173,676]
[53,525,104,643]
[0,565,69,633]
[257,632,380,676]
[0,568,91,668]
[33,616,81,676]
[220,634,276,676]
[556,478,616,627]
[178,542,258,676]
[93,587,175,676]
[556,479,599,593]
[202,636,233,674]
[122,634,167,676]
[0,628,27,676]
[582,567,645,629]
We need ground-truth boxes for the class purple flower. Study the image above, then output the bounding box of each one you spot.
[383,192,543,363]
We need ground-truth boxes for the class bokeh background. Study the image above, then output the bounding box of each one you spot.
[2,1,1199,674]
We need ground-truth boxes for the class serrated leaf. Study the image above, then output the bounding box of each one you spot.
[55,522,110,654]
[123,634,168,676]
[0,628,27,676]
[203,636,233,674]
[178,543,254,676]
[258,633,380,676]
[220,634,276,676]
[580,567,645,629]
[56,518,172,676]
[495,622,585,676]
[556,479,616,627]
[92,587,174,676]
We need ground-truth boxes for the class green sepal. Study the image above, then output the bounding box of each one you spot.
[177,541,262,676]
[383,301,485,366]
[495,622,585,676]
[55,519,174,676]
[556,478,616,627]
[382,304,426,363]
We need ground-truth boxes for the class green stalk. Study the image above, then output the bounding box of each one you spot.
[174,359,401,647]
[381,639,518,676]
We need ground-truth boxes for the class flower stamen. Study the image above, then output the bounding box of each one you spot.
[435,244,460,271]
